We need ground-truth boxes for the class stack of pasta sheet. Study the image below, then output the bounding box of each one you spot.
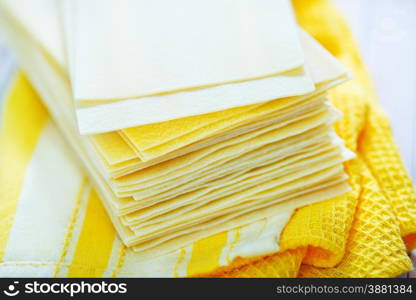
[0,0,353,258]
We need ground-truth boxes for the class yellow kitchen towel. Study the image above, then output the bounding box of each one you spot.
[295,0,416,247]
[207,0,416,277]
[0,0,415,278]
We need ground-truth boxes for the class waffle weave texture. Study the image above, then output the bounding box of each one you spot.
[205,0,416,278]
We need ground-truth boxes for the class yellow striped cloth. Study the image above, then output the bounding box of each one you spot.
[0,0,415,277]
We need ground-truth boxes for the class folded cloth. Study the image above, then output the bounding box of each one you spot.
[0,0,415,278]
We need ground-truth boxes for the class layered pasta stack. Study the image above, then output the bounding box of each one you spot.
[0,0,353,259]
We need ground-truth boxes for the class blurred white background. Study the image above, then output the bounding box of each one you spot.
[1,0,415,180]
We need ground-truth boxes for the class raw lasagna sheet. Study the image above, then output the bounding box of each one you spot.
[67,0,305,101]
[0,0,316,134]
[118,30,347,157]
[126,134,343,207]
[92,30,348,168]
[64,0,317,134]
[105,108,344,216]
[73,68,315,134]
[113,105,335,194]
[127,128,338,206]
[115,108,332,193]
[122,143,351,229]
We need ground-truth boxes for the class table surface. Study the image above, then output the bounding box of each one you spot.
[0,0,414,277]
